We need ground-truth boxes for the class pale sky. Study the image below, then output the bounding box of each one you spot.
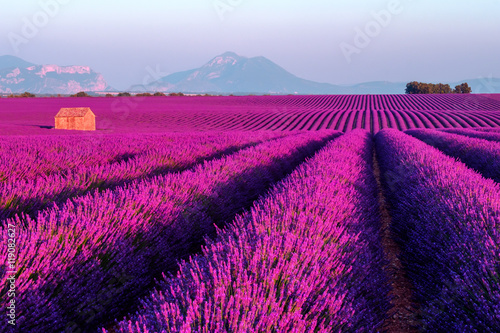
[1,0,499,89]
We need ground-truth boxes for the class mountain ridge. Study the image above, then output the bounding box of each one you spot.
[0,56,109,94]
[1,54,499,95]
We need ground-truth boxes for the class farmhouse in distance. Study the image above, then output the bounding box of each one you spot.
[54,107,96,131]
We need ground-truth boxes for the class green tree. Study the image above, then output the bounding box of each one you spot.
[432,83,452,94]
[406,82,453,94]
[454,83,472,94]
[405,81,421,94]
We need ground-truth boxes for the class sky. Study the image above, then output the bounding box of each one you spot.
[1,0,499,90]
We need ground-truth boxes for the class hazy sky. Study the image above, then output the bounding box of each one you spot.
[1,0,499,89]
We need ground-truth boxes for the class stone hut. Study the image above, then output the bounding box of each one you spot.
[55,107,95,131]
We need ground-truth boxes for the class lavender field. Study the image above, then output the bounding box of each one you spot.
[1,95,499,332]
[2,94,500,135]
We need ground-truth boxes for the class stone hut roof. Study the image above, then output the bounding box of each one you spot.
[55,107,94,118]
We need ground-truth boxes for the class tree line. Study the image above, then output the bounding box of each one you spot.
[0,92,36,98]
[0,92,220,98]
[405,81,471,94]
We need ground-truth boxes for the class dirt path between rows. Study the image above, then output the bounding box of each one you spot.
[372,149,420,332]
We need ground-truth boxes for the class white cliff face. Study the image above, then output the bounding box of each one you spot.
[6,68,21,78]
[0,64,109,94]
[207,56,238,67]
[91,73,108,91]
[34,65,92,77]
[187,54,242,82]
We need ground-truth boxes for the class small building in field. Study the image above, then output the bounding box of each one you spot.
[55,107,95,131]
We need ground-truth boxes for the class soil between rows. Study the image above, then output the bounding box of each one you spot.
[372,148,420,332]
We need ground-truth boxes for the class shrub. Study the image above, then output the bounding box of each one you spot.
[71,91,91,97]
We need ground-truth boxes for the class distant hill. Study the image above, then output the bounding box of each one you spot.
[0,55,109,94]
[450,78,500,94]
[0,55,35,70]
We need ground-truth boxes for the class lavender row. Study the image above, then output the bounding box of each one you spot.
[473,127,500,132]
[0,133,169,181]
[440,128,500,143]
[0,131,340,332]
[406,129,500,183]
[0,131,288,221]
[0,131,286,182]
[109,130,391,332]
[376,129,500,332]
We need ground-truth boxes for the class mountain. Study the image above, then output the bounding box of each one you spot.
[0,56,109,94]
[131,52,343,94]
